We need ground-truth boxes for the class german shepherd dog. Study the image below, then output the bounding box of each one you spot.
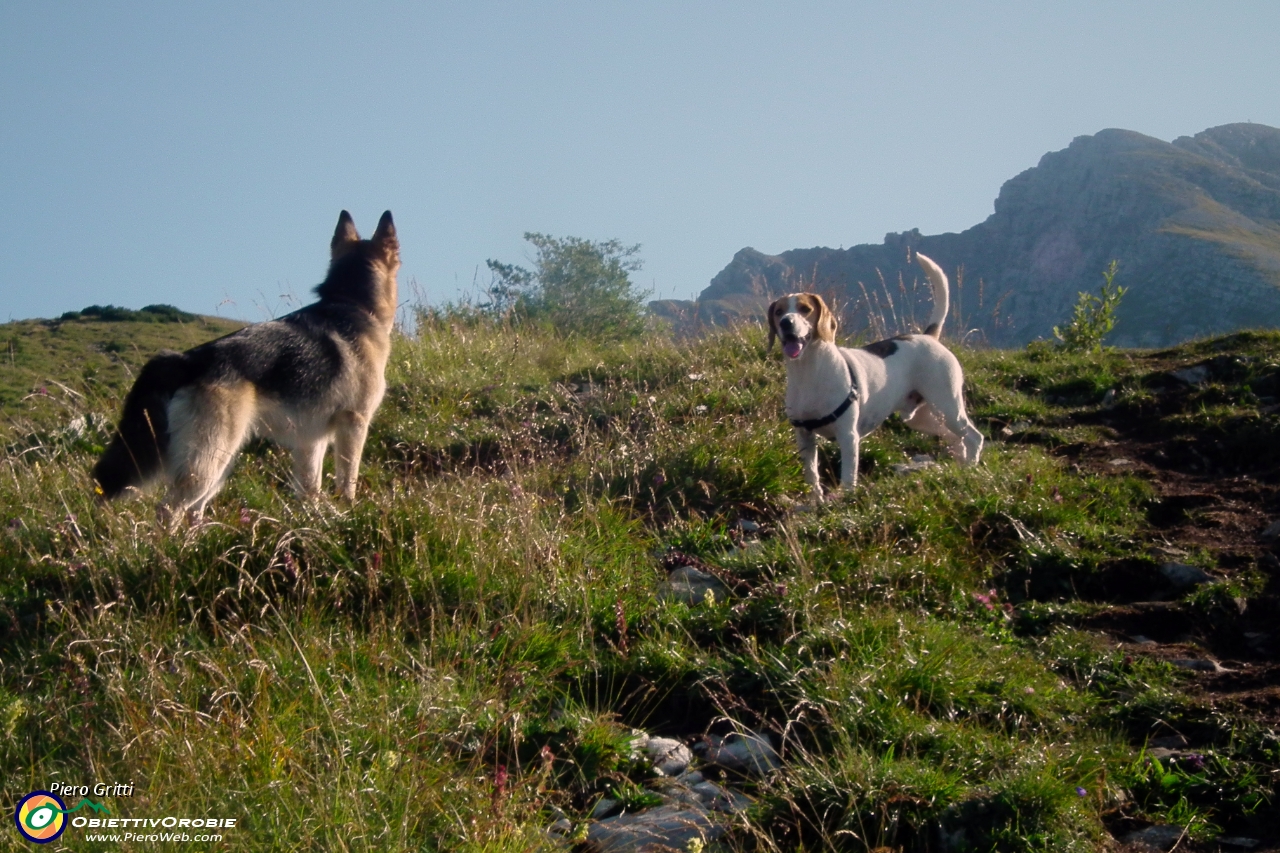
[92,210,400,518]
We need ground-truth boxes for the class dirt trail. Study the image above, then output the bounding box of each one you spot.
[1047,386,1280,847]
[1060,414,1280,731]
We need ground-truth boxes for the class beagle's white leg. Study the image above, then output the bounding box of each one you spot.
[795,426,824,503]
[937,404,984,465]
[902,403,966,460]
[836,410,860,491]
[916,399,983,466]
[957,419,984,465]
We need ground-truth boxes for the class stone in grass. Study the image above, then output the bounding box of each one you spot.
[646,736,693,776]
[1123,824,1186,850]
[585,803,723,852]
[1145,747,1206,763]
[700,731,781,777]
[652,777,706,809]
[1170,365,1211,386]
[1159,562,1213,588]
[891,455,938,475]
[658,566,732,606]
[591,797,622,819]
[1171,658,1229,673]
[692,781,753,814]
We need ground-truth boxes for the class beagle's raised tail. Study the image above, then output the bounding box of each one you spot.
[915,251,949,339]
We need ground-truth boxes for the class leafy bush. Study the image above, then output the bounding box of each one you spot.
[1053,261,1126,352]
[57,304,199,323]
[486,233,649,339]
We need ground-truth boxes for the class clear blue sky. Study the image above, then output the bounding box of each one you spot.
[3,2,1278,323]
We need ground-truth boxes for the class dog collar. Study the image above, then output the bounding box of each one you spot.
[789,359,858,431]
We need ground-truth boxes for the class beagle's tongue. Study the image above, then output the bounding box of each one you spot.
[783,340,804,359]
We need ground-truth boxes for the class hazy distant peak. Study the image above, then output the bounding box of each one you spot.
[658,123,1280,347]
[1174,123,1280,179]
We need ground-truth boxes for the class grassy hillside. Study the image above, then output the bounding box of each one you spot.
[0,312,243,432]
[0,311,1277,851]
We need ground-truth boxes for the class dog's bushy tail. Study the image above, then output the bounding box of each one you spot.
[915,252,949,339]
[92,351,193,499]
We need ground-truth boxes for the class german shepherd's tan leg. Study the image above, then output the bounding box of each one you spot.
[164,384,255,519]
[332,410,371,501]
[291,441,327,498]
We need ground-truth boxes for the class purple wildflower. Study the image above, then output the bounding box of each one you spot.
[493,764,509,802]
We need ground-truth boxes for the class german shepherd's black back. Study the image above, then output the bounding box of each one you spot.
[93,211,400,516]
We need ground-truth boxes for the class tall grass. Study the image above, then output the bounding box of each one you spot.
[0,314,1275,850]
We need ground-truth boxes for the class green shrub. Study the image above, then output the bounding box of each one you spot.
[1053,261,1126,353]
[57,303,199,323]
[486,233,649,339]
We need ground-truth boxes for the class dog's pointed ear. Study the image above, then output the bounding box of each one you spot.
[332,210,361,258]
[766,299,779,350]
[372,210,399,258]
[815,296,837,343]
[373,211,396,243]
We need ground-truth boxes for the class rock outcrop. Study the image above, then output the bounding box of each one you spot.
[654,123,1280,347]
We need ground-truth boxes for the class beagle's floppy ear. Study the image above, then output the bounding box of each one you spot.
[766,299,780,350]
[813,295,837,343]
[332,210,361,258]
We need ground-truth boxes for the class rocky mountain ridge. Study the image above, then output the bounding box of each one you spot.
[653,123,1280,347]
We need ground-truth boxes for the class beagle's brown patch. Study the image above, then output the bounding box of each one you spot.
[862,334,915,359]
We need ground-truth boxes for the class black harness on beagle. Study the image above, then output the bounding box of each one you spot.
[789,358,858,431]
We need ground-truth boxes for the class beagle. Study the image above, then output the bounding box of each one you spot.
[767,252,983,501]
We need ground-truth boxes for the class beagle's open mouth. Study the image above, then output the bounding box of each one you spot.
[781,335,805,359]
